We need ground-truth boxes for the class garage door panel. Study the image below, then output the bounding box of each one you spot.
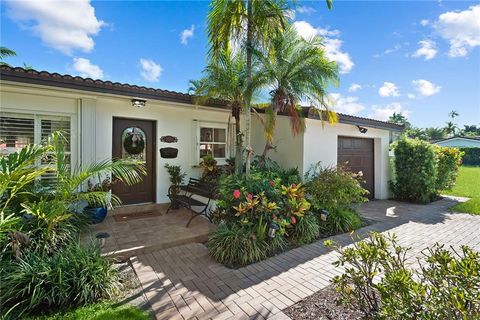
[338,137,374,199]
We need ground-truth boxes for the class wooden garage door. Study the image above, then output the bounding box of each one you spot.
[338,137,374,199]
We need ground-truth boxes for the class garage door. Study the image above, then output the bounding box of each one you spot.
[337,137,374,199]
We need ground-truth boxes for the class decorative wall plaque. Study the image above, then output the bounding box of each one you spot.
[160,147,178,159]
[160,135,178,143]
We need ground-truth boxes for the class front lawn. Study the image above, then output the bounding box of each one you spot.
[442,166,480,215]
[29,302,150,320]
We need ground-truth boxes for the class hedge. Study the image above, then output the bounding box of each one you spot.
[459,147,480,166]
[390,138,463,203]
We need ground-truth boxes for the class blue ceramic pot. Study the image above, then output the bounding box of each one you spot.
[85,207,107,224]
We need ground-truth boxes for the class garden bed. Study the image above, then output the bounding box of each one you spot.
[283,285,364,320]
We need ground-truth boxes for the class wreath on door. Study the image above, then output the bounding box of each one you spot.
[123,131,145,155]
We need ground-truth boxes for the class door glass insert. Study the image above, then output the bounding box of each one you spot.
[122,127,146,161]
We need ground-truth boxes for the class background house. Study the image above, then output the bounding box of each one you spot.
[431,136,480,148]
[1,66,403,205]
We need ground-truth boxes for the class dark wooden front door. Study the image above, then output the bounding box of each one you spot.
[112,118,155,205]
[337,136,375,199]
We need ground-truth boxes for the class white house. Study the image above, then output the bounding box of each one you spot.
[0,66,403,204]
[432,137,480,148]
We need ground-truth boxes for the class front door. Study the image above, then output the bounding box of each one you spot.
[112,117,155,205]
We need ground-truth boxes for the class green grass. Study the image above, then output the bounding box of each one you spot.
[442,166,480,215]
[29,302,150,320]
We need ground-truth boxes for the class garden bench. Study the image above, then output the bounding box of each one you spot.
[166,177,216,227]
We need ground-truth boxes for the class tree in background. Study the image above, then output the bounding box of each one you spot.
[460,125,480,137]
[424,127,446,140]
[445,110,459,137]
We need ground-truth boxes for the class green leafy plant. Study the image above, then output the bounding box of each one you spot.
[207,223,268,267]
[320,208,363,236]
[459,147,480,166]
[390,138,438,203]
[290,213,320,244]
[434,146,463,191]
[0,242,121,318]
[326,232,480,319]
[164,164,186,200]
[305,163,369,212]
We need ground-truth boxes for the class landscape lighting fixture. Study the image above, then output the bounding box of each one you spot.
[357,125,368,134]
[131,97,147,108]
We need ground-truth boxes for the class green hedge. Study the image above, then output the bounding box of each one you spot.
[391,139,438,203]
[459,147,480,166]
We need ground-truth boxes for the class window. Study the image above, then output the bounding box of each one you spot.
[197,122,229,163]
[1,112,72,181]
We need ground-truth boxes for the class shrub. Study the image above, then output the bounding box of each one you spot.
[326,232,480,319]
[0,242,121,318]
[320,208,364,236]
[305,164,369,212]
[290,213,320,244]
[459,147,480,166]
[434,146,463,191]
[207,224,268,267]
[390,138,438,203]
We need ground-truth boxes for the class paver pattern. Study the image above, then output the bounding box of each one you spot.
[131,198,480,320]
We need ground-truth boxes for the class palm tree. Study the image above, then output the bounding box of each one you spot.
[0,47,16,66]
[445,121,457,137]
[448,110,459,119]
[254,26,339,158]
[388,112,410,128]
[189,49,249,174]
[424,127,446,140]
[207,0,292,176]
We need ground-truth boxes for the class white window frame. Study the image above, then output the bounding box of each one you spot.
[195,121,230,165]
[1,111,76,172]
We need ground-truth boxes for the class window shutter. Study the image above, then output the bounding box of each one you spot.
[0,112,35,155]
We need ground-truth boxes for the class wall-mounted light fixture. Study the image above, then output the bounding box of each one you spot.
[131,97,147,108]
[357,125,368,134]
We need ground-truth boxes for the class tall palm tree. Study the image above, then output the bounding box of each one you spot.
[388,112,410,128]
[445,121,457,137]
[208,0,292,176]
[0,47,16,66]
[189,49,249,174]
[254,26,339,157]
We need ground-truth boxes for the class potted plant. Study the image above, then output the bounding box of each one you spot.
[84,177,113,223]
[165,164,186,209]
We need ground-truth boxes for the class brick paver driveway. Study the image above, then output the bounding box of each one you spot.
[131,198,480,320]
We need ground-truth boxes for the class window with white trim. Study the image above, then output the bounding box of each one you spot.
[0,112,72,181]
[196,122,229,164]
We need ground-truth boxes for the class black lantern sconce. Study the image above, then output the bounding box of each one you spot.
[357,125,368,134]
[320,209,330,222]
[131,97,147,108]
[268,222,280,238]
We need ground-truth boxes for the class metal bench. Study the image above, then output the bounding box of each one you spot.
[166,177,216,227]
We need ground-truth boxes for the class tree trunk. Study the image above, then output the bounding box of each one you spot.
[245,0,253,177]
[234,115,243,174]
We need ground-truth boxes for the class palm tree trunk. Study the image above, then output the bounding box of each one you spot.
[244,0,253,177]
[234,114,243,174]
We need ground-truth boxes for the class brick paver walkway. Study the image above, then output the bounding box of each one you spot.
[131,198,480,320]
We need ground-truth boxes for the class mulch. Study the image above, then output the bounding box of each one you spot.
[283,285,366,320]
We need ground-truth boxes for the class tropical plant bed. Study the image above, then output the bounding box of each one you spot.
[283,285,364,320]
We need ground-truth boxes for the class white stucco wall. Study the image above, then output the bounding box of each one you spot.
[435,138,480,148]
[1,81,232,204]
[251,115,392,199]
[0,86,79,166]
[303,119,391,199]
[92,96,232,203]
[250,115,305,173]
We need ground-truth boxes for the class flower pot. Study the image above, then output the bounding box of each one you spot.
[85,207,108,224]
